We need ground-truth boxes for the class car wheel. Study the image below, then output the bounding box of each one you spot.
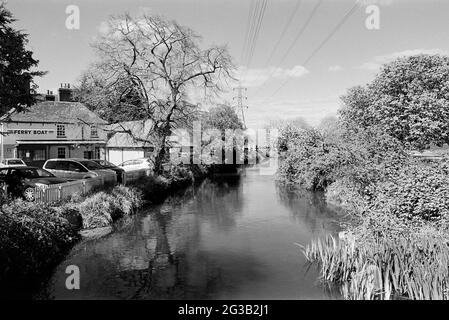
[23,187,35,202]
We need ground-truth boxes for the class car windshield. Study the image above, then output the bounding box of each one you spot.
[19,168,54,178]
[8,159,24,165]
[79,160,103,170]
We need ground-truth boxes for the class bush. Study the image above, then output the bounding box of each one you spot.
[77,192,114,229]
[0,200,80,284]
[111,185,142,216]
[369,160,449,222]
[277,125,406,192]
[131,165,205,203]
[75,185,142,229]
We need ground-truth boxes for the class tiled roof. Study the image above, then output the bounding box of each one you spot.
[1,101,107,124]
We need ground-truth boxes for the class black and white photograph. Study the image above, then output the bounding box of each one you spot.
[1,0,449,309]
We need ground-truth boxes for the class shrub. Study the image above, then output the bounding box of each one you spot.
[369,160,449,222]
[77,192,114,229]
[0,199,79,283]
[111,185,142,215]
[277,125,406,192]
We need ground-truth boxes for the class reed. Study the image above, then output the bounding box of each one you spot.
[303,230,449,300]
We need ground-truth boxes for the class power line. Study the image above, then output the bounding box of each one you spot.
[242,0,260,65]
[263,0,303,68]
[253,0,323,96]
[277,0,323,67]
[262,0,360,102]
[246,0,269,68]
[241,0,256,63]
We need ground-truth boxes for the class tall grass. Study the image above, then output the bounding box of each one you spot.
[303,228,449,300]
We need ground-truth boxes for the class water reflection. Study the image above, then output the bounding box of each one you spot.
[40,171,343,300]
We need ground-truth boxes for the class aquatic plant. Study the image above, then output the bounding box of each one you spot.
[302,222,449,300]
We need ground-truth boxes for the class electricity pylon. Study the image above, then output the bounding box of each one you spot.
[233,84,248,129]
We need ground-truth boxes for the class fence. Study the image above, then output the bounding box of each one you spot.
[33,169,150,203]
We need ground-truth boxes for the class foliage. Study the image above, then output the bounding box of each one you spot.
[369,160,449,222]
[303,213,449,300]
[202,104,244,131]
[277,123,406,192]
[74,186,142,229]
[0,199,79,283]
[340,54,449,150]
[0,3,45,116]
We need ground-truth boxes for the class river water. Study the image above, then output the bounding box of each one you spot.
[39,168,344,300]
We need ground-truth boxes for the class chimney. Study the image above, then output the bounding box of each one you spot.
[58,83,73,102]
[45,90,56,101]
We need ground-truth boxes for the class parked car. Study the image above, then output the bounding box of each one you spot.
[0,158,27,167]
[91,159,125,183]
[118,158,153,173]
[0,166,68,201]
[42,158,116,183]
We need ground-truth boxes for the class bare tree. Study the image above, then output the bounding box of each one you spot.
[78,13,234,173]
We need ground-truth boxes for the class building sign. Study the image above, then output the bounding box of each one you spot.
[7,129,55,135]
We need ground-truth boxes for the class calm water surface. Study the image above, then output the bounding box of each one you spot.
[40,169,344,299]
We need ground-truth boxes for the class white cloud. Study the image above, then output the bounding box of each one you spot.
[358,48,448,71]
[328,65,343,72]
[245,96,341,128]
[236,65,309,88]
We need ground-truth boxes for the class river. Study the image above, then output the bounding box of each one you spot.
[38,168,344,300]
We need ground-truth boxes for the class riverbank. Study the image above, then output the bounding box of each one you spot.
[277,122,449,299]
[0,163,213,299]
[276,53,449,300]
[38,170,342,300]
[0,184,142,299]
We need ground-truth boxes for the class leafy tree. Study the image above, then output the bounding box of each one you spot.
[202,104,243,131]
[340,54,449,150]
[0,3,44,116]
[77,13,234,173]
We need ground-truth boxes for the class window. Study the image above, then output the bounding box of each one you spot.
[94,147,100,159]
[121,160,133,167]
[90,126,98,138]
[44,160,57,169]
[57,148,66,159]
[83,151,92,159]
[79,160,102,170]
[55,161,70,171]
[57,124,66,138]
[68,161,87,172]
[34,149,46,161]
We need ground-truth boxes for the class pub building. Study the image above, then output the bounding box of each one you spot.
[0,84,108,167]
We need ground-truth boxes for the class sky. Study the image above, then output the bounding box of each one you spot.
[5,0,449,127]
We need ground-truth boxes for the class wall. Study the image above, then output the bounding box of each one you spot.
[1,121,108,144]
